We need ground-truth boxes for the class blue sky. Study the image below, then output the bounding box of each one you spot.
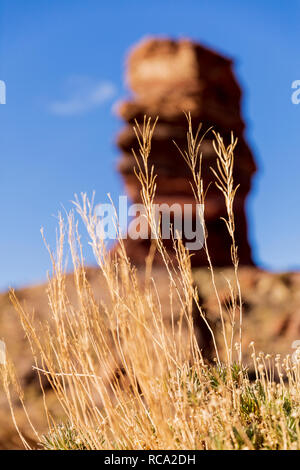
[0,0,299,290]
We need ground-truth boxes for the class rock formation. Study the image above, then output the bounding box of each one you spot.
[116,37,257,266]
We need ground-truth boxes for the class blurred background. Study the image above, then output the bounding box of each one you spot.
[0,0,299,290]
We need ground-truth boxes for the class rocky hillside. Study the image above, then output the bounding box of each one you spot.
[0,266,299,448]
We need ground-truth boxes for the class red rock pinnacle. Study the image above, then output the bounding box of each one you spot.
[116,37,256,266]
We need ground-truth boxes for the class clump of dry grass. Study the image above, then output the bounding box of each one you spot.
[1,116,300,450]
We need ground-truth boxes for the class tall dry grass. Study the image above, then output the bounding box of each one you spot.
[1,115,300,450]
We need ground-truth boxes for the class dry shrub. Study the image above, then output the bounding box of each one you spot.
[1,115,300,450]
